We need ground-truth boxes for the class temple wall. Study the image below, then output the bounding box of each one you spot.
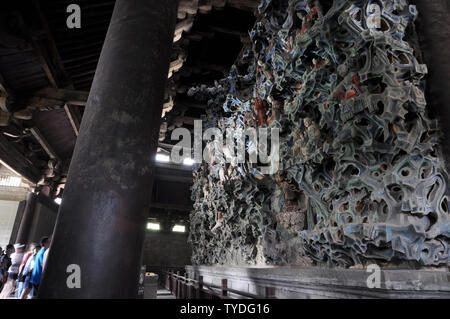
[143,231,192,270]
[188,0,450,268]
[27,202,57,244]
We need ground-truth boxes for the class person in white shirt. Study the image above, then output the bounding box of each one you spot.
[0,244,24,298]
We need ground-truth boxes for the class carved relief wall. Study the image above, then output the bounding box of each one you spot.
[188,0,450,267]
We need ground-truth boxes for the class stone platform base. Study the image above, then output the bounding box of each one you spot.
[185,265,450,299]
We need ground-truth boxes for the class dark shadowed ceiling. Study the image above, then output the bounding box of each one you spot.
[0,0,258,214]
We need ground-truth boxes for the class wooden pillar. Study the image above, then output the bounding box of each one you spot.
[38,0,178,298]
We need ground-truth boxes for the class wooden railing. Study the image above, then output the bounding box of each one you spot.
[164,270,276,299]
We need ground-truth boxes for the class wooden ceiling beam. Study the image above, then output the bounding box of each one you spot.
[30,36,59,89]
[59,42,105,60]
[27,87,88,110]
[29,1,73,89]
[0,134,40,184]
[64,104,81,136]
[29,127,60,161]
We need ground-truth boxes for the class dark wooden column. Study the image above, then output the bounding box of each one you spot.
[15,192,37,244]
[38,0,178,298]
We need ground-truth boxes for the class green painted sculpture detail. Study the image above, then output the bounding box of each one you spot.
[188,0,450,267]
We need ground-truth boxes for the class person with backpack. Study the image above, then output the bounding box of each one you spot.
[19,244,41,299]
[15,244,36,298]
[29,237,51,298]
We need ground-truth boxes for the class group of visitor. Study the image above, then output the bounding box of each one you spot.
[0,237,51,299]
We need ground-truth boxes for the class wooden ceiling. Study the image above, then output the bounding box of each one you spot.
[0,0,257,197]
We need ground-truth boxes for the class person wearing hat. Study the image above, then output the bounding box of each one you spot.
[0,244,24,298]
